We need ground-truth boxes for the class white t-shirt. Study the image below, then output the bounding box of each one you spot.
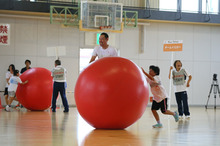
[172,68,191,93]
[146,76,168,103]
[8,76,22,92]
[92,46,118,59]
[5,71,13,87]
[51,65,67,82]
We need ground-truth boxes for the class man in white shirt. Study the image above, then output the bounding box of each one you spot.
[51,60,69,113]
[89,32,118,63]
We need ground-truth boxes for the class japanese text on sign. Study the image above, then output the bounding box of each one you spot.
[0,24,10,45]
[163,40,183,52]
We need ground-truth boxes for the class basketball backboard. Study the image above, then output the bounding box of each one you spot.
[80,1,123,33]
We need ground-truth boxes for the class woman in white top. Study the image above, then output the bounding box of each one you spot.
[4,64,15,106]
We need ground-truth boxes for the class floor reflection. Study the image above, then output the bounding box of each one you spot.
[177,119,190,133]
[0,107,220,146]
[16,111,52,145]
[51,113,70,145]
[81,129,142,146]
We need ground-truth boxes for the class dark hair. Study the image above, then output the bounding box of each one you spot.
[101,32,109,39]
[55,60,61,65]
[149,65,160,75]
[25,59,31,64]
[13,70,19,76]
[8,64,15,72]
[173,60,182,69]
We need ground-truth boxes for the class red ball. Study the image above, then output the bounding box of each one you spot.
[16,68,53,111]
[75,57,149,129]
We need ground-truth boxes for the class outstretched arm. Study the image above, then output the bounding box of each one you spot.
[20,80,28,85]
[6,78,10,85]
[141,67,154,81]
[89,56,96,63]
[186,75,192,87]
[168,66,173,79]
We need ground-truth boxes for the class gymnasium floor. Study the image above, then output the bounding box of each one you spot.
[0,107,219,146]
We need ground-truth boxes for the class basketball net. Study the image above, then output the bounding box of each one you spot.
[99,25,113,30]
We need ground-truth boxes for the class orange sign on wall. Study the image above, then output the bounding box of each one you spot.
[163,40,183,52]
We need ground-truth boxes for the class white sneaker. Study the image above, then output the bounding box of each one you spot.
[179,116,183,120]
[5,105,10,112]
[186,115,190,119]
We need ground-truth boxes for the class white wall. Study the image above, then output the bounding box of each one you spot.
[119,23,220,106]
[1,16,220,106]
[0,17,80,105]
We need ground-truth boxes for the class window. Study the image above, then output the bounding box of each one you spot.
[79,48,94,72]
[202,0,219,14]
[159,0,177,11]
[182,0,198,13]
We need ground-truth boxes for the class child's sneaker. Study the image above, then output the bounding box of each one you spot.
[16,106,21,110]
[174,111,179,122]
[152,123,163,128]
[15,104,20,108]
[5,105,10,112]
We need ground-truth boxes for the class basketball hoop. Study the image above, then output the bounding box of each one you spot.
[99,25,113,30]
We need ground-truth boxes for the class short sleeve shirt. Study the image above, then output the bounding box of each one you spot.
[146,76,168,103]
[21,67,31,74]
[8,76,22,92]
[172,68,191,93]
[92,46,118,59]
[51,65,67,82]
[5,71,13,87]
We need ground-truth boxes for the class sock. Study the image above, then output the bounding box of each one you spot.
[157,120,161,124]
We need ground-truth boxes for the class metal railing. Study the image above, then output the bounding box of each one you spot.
[16,0,147,8]
[50,5,80,26]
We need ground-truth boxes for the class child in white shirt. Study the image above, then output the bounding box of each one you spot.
[6,70,28,112]
[142,65,179,128]
[169,60,192,119]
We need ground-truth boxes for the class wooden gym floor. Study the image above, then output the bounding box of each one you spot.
[0,107,220,146]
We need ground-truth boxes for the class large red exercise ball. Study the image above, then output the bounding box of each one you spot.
[16,67,53,111]
[75,57,149,129]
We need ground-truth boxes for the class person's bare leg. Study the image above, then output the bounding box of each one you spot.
[8,97,15,106]
[152,110,160,121]
[4,95,8,105]
[163,110,179,122]
[152,110,163,127]
[163,110,175,116]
